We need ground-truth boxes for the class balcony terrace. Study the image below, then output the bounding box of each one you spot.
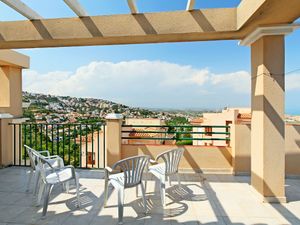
[1,167,300,225]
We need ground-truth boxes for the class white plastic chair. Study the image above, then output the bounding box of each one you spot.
[146,148,184,206]
[104,155,150,224]
[24,145,64,195]
[37,156,80,217]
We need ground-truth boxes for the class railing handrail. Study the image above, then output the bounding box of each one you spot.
[121,124,231,143]
[122,124,230,128]
[9,122,106,126]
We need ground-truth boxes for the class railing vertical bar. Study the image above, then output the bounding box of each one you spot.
[62,124,65,165]
[13,124,16,165]
[73,125,76,167]
[19,124,21,165]
[103,124,106,168]
[29,124,32,148]
[51,124,54,155]
[57,124,60,156]
[91,124,94,168]
[35,124,37,150]
[46,124,48,151]
[97,125,100,169]
[68,124,71,165]
[24,124,27,166]
[40,124,43,150]
[79,124,82,168]
[85,124,88,169]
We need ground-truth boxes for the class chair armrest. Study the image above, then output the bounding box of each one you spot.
[45,155,61,159]
[63,165,76,178]
[104,166,113,179]
[38,150,50,157]
[150,159,157,164]
[105,166,113,173]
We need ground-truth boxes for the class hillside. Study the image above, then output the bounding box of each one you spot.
[22,92,202,124]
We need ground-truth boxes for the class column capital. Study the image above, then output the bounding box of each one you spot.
[105,113,123,120]
[239,23,300,46]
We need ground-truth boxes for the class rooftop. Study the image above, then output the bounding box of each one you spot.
[1,167,300,225]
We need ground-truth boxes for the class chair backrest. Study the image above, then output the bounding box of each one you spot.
[24,145,38,170]
[36,155,55,183]
[112,155,150,188]
[156,148,184,175]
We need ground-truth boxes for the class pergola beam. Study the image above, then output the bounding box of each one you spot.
[0,0,42,20]
[127,0,138,14]
[186,0,195,11]
[63,0,88,17]
[0,9,237,49]
[0,0,300,49]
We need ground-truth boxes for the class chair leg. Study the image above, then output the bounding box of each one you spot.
[37,181,45,206]
[75,175,80,208]
[104,178,109,207]
[26,169,33,192]
[33,170,41,196]
[65,181,70,194]
[168,175,172,187]
[140,183,147,214]
[144,174,148,195]
[118,188,124,225]
[136,185,139,197]
[176,173,181,186]
[42,184,53,218]
[160,175,166,207]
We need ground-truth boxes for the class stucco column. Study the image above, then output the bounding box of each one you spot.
[251,35,286,203]
[0,50,29,167]
[105,113,123,167]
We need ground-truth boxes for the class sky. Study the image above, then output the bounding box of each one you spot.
[1,0,300,114]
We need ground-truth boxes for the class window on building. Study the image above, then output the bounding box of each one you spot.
[205,127,213,136]
[88,152,95,165]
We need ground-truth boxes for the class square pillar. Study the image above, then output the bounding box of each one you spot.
[105,113,123,167]
[251,35,286,203]
[0,66,23,117]
[0,50,29,167]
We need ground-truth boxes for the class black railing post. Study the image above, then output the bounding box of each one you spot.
[85,124,88,169]
[19,124,21,166]
[24,124,27,166]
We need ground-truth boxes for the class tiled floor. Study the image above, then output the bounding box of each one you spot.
[0,167,300,225]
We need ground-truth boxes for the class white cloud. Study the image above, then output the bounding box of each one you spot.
[286,73,300,91]
[23,60,251,108]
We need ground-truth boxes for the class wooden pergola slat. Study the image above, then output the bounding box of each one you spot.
[127,0,138,14]
[63,0,89,17]
[0,0,42,20]
[186,0,195,11]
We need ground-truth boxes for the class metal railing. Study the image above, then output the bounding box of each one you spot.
[10,123,105,169]
[122,125,230,145]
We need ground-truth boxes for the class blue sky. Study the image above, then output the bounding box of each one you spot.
[1,1,300,114]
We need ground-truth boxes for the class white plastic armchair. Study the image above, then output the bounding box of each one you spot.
[37,156,80,217]
[146,148,184,206]
[24,145,64,195]
[104,155,150,224]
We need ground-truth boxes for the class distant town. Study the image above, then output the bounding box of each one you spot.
[22,92,300,125]
[22,92,213,124]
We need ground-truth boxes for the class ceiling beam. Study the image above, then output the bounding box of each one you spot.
[127,0,138,14]
[237,0,300,31]
[0,9,236,49]
[0,0,42,20]
[63,0,88,17]
[186,0,195,11]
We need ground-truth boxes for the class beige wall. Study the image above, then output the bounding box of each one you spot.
[121,144,232,172]
[232,123,300,176]
[80,131,104,168]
